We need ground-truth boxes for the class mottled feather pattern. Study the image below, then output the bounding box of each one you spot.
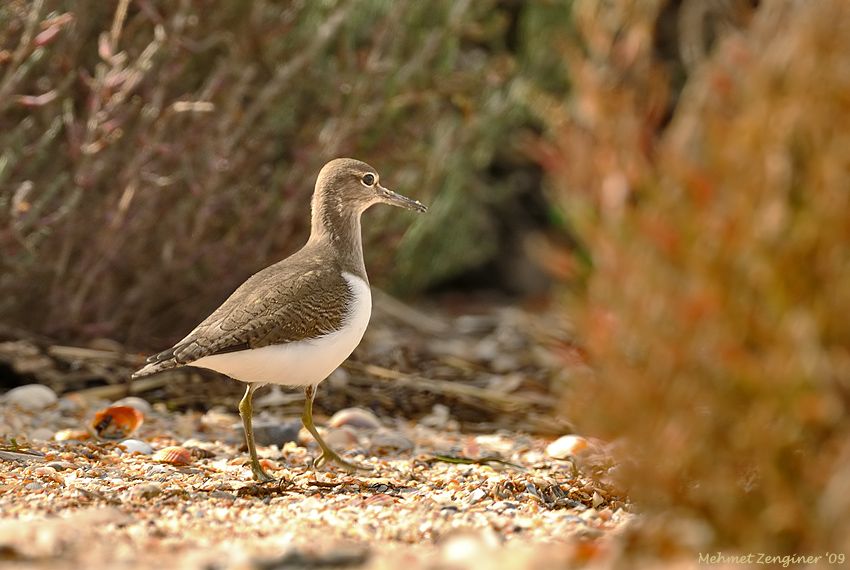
[133,244,355,378]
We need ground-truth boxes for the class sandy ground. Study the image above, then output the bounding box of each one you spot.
[0,390,629,569]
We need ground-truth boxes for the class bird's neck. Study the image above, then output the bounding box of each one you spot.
[308,196,367,280]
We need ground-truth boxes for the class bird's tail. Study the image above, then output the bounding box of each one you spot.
[132,349,181,378]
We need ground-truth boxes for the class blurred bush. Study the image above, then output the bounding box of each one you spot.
[537,0,850,557]
[0,0,571,347]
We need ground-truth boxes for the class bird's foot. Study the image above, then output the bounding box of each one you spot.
[312,448,373,473]
[249,461,277,483]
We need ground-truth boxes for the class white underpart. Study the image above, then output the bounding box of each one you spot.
[191,272,372,386]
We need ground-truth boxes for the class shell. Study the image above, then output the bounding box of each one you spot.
[329,407,382,431]
[546,435,589,459]
[152,446,192,465]
[90,405,144,440]
[119,439,153,455]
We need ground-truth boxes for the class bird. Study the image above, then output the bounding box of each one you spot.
[132,158,427,481]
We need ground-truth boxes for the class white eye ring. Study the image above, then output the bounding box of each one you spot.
[361,173,377,187]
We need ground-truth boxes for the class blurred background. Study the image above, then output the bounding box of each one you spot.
[2,0,849,564]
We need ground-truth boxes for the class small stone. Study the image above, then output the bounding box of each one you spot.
[546,435,589,459]
[112,396,152,415]
[467,488,487,504]
[592,491,604,509]
[329,407,382,431]
[438,528,500,566]
[57,395,85,414]
[54,429,90,442]
[4,384,58,411]
[128,482,162,499]
[326,367,349,389]
[252,419,301,447]
[323,426,360,449]
[119,439,153,455]
[29,428,55,442]
[420,404,451,429]
[491,354,520,373]
[369,429,414,453]
[34,466,64,484]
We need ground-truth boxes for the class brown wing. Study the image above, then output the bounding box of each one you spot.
[133,252,352,378]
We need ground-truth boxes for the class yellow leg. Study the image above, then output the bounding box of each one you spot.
[302,385,372,472]
[238,384,274,482]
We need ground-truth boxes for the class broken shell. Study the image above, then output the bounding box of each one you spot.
[153,446,192,465]
[90,405,144,440]
[546,434,589,459]
[329,407,382,431]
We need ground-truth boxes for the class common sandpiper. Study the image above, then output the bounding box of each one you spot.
[133,158,427,481]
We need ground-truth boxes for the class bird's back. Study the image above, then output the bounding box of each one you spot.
[133,243,364,379]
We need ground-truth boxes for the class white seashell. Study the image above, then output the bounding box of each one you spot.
[119,439,153,455]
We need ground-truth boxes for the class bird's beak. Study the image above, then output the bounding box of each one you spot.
[378,184,428,213]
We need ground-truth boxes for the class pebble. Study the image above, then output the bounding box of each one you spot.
[467,488,488,504]
[326,367,349,389]
[491,354,520,373]
[323,426,360,449]
[45,461,75,471]
[29,428,55,442]
[4,384,58,411]
[420,404,451,429]
[57,395,85,414]
[329,407,382,431]
[34,466,64,484]
[592,491,604,509]
[128,483,162,500]
[54,429,90,442]
[369,429,414,453]
[546,435,589,459]
[119,439,154,455]
[438,528,500,566]
[112,396,153,415]
[252,419,301,447]
[209,490,236,501]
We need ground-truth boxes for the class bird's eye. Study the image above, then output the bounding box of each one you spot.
[361,173,376,187]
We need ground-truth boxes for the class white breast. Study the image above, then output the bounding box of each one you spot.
[190,272,372,386]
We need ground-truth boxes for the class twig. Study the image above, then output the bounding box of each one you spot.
[0,449,46,463]
[371,288,449,335]
[48,345,141,364]
[344,362,553,411]
[429,454,526,471]
[69,374,173,400]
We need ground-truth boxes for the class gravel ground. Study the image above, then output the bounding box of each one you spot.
[0,389,630,569]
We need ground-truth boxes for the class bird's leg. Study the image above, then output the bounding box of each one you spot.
[302,384,372,472]
[239,383,274,482]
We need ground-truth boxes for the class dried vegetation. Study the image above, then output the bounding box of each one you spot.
[539,0,850,558]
